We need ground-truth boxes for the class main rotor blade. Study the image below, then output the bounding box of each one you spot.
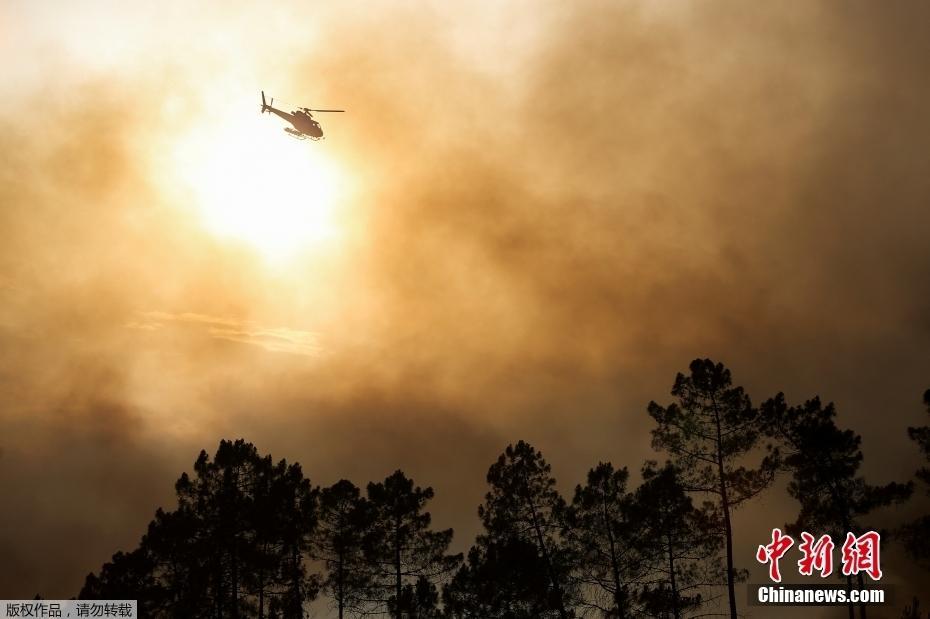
[306,109,345,112]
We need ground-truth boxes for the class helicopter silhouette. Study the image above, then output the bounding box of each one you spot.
[261,91,344,140]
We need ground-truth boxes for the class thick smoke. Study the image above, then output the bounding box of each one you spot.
[1,1,928,611]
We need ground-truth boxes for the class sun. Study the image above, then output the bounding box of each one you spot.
[170,107,349,261]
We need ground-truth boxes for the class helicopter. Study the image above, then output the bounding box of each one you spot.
[260,91,344,140]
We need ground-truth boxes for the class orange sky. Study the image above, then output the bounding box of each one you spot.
[1,1,929,613]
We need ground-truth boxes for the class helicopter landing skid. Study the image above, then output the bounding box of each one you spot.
[284,128,323,141]
[284,128,308,140]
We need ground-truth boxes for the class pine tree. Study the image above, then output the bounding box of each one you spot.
[472,441,574,618]
[632,462,721,619]
[270,459,319,618]
[648,359,774,619]
[79,548,166,613]
[364,470,461,618]
[762,394,912,619]
[173,439,268,618]
[80,439,321,618]
[564,462,645,618]
[313,480,374,618]
[394,575,442,618]
[443,536,554,618]
[142,506,212,615]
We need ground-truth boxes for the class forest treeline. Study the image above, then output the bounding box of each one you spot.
[79,359,930,619]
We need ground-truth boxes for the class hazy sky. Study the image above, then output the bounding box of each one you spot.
[1,1,929,614]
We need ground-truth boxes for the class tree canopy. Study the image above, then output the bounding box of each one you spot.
[78,366,930,618]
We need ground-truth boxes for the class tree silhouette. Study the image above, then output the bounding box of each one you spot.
[141,506,210,615]
[75,372,930,618]
[394,575,442,618]
[174,440,319,618]
[80,439,320,618]
[443,536,554,618]
[364,470,461,618]
[312,479,374,618]
[267,457,319,618]
[762,395,912,619]
[902,389,930,571]
[632,462,721,619]
[648,359,774,619]
[80,547,165,610]
[178,440,260,617]
[564,462,645,618]
[462,441,575,618]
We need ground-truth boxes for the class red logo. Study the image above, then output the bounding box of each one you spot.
[756,529,882,581]
[797,532,834,577]
[841,531,882,580]
[756,528,794,582]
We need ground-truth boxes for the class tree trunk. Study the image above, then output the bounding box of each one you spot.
[395,516,403,619]
[846,574,855,619]
[258,565,265,619]
[667,532,680,619]
[529,499,569,619]
[602,489,626,618]
[856,572,867,619]
[337,548,345,619]
[841,516,854,619]
[718,471,737,619]
[713,397,738,619]
[215,557,224,619]
[290,545,303,618]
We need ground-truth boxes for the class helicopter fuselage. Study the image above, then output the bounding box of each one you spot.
[266,106,324,139]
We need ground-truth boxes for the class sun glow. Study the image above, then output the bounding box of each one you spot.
[170,107,349,261]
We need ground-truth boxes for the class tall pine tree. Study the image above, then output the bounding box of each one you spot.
[80,439,320,619]
[470,441,574,618]
[444,536,554,618]
[762,394,912,619]
[632,462,722,619]
[364,470,461,618]
[565,462,646,618]
[648,359,774,619]
[313,479,374,618]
